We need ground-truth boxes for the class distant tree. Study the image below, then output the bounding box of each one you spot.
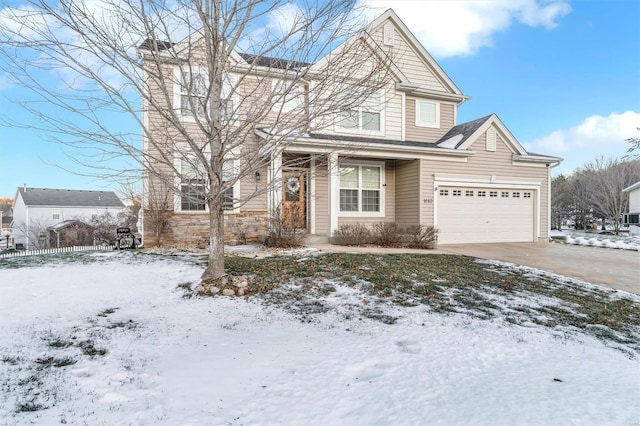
[550,174,573,230]
[624,128,640,160]
[581,157,640,234]
[118,184,141,234]
[13,219,50,249]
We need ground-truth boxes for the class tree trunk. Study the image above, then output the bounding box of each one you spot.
[202,200,225,282]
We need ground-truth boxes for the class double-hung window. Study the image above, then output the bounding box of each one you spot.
[179,72,208,119]
[180,157,206,211]
[337,91,383,133]
[221,159,238,211]
[415,100,440,128]
[339,164,382,214]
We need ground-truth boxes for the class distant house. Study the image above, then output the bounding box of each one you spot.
[11,187,125,249]
[622,181,640,236]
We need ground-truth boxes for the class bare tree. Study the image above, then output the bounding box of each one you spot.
[550,174,572,230]
[581,157,640,234]
[13,219,51,249]
[0,1,395,283]
[624,128,640,160]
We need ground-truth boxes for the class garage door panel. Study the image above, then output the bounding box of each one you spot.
[437,186,534,244]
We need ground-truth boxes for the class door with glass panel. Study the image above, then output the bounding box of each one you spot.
[282,172,306,228]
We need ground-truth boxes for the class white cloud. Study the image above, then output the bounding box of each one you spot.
[361,0,571,58]
[525,111,640,155]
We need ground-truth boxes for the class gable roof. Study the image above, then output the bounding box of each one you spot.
[16,188,125,208]
[436,115,493,149]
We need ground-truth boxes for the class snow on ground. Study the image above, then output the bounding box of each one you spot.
[551,229,640,251]
[0,252,638,425]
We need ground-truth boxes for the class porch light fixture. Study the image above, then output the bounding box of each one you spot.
[255,171,261,181]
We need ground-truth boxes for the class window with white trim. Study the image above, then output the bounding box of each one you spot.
[180,156,206,211]
[179,71,208,119]
[337,91,383,132]
[52,208,61,220]
[178,155,238,212]
[175,68,236,121]
[221,159,238,211]
[415,100,440,128]
[339,164,382,213]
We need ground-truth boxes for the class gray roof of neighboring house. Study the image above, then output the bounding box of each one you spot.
[17,187,125,208]
[435,115,493,149]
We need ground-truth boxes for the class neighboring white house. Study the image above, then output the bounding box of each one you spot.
[11,187,125,249]
[623,181,640,236]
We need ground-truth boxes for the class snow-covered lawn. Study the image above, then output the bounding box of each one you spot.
[551,229,640,251]
[0,251,638,425]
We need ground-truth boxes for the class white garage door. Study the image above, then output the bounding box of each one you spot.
[437,187,535,244]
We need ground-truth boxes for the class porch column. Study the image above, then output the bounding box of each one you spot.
[327,152,339,237]
[268,152,283,220]
[310,155,316,235]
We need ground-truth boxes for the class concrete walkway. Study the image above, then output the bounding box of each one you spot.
[309,242,640,295]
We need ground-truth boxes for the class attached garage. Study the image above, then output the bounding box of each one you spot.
[436,186,536,244]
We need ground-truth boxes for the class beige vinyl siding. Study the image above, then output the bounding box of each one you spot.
[384,91,402,140]
[338,160,396,227]
[395,160,420,225]
[314,163,329,235]
[419,126,550,240]
[405,99,455,142]
[370,21,445,92]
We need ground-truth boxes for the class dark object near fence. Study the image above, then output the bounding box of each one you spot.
[115,228,136,250]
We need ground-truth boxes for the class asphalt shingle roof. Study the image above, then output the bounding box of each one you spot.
[18,188,125,208]
[435,115,493,149]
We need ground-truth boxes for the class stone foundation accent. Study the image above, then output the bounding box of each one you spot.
[143,209,268,247]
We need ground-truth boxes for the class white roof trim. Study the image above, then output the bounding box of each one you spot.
[457,114,528,155]
[623,181,640,193]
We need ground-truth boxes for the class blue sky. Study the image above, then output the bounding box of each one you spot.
[1,0,639,199]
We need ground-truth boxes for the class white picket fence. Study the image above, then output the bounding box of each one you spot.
[0,245,114,259]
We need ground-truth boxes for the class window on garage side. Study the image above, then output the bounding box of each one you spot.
[339,164,382,214]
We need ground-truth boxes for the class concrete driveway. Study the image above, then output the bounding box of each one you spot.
[440,242,640,295]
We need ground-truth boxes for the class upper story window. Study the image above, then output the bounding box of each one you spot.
[339,163,384,215]
[179,71,208,119]
[175,67,236,122]
[52,208,61,220]
[415,100,440,128]
[336,91,384,134]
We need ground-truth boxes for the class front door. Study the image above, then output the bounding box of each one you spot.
[282,172,306,228]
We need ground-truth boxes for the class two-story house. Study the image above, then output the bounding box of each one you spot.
[12,187,125,249]
[138,9,561,247]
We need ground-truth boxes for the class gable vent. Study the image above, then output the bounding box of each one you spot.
[486,127,496,152]
[383,22,395,46]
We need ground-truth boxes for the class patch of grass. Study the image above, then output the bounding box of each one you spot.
[97,307,118,317]
[77,340,107,357]
[224,253,640,352]
[35,356,77,368]
[1,355,21,365]
[16,401,46,413]
[105,319,137,330]
[176,282,194,298]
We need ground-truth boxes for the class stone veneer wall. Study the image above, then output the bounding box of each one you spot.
[143,209,268,247]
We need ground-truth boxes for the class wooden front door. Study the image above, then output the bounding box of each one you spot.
[282,172,306,228]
